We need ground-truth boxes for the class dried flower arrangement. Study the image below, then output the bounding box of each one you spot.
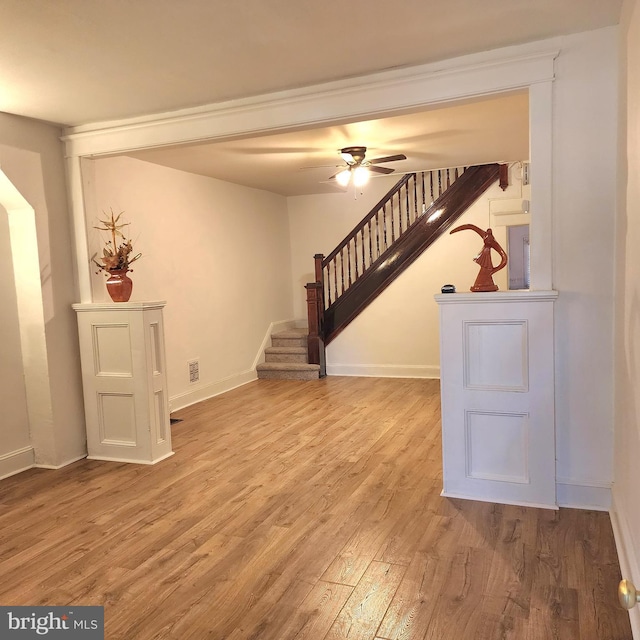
[92,209,142,275]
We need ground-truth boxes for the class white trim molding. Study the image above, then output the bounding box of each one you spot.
[0,446,35,481]
[435,290,559,305]
[34,454,87,471]
[62,47,558,158]
[556,477,612,511]
[326,363,440,379]
[170,369,257,413]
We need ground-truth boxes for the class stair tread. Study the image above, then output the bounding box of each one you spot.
[257,362,320,371]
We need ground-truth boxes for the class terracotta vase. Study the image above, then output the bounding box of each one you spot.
[105,269,133,302]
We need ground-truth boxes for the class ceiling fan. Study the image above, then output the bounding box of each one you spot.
[331,146,407,187]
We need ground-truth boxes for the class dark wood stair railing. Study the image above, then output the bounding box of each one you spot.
[305,163,502,371]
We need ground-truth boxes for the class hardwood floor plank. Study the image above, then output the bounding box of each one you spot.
[376,551,447,640]
[324,561,406,640]
[229,580,353,640]
[421,547,491,639]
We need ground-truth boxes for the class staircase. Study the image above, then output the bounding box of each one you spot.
[306,163,504,375]
[256,329,320,380]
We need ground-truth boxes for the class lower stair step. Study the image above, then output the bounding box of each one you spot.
[257,362,320,381]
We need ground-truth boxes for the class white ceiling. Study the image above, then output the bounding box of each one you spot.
[0,0,622,196]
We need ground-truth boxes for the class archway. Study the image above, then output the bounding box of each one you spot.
[0,169,55,473]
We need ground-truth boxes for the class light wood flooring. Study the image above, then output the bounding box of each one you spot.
[0,377,631,639]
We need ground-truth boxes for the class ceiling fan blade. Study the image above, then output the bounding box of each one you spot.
[369,166,395,175]
[369,154,407,164]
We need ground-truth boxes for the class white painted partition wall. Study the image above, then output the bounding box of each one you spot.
[437,291,558,509]
[73,301,174,464]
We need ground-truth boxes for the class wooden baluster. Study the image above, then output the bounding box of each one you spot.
[340,248,345,295]
[383,204,388,250]
[405,183,410,229]
[326,264,332,306]
[430,170,434,203]
[455,167,459,180]
[413,175,418,224]
[447,168,451,189]
[421,172,426,214]
[368,219,373,267]
[347,241,352,287]
[354,234,359,280]
[362,228,367,273]
[438,170,442,197]
[390,197,395,242]
[333,257,338,302]
[375,210,380,258]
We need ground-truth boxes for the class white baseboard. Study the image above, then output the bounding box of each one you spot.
[326,363,440,378]
[441,489,558,510]
[251,318,298,369]
[0,446,35,481]
[86,451,175,465]
[35,454,87,470]
[610,490,640,639]
[170,369,257,412]
[555,478,612,511]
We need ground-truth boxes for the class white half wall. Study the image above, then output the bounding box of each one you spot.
[89,156,293,409]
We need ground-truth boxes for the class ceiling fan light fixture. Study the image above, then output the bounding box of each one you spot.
[336,168,351,187]
[353,166,370,187]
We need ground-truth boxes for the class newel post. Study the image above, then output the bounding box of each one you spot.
[306,253,326,377]
[305,283,326,376]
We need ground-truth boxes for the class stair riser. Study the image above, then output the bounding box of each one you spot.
[271,338,307,348]
[257,369,319,381]
[265,353,308,363]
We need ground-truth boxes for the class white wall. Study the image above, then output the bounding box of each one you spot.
[613,0,640,633]
[0,113,86,470]
[551,28,618,507]
[0,205,31,470]
[89,156,293,409]
[288,174,521,377]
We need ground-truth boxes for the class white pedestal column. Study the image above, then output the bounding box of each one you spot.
[436,291,558,509]
[72,301,174,464]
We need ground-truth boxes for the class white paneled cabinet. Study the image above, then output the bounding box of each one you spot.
[73,301,174,464]
[436,291,558,508]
